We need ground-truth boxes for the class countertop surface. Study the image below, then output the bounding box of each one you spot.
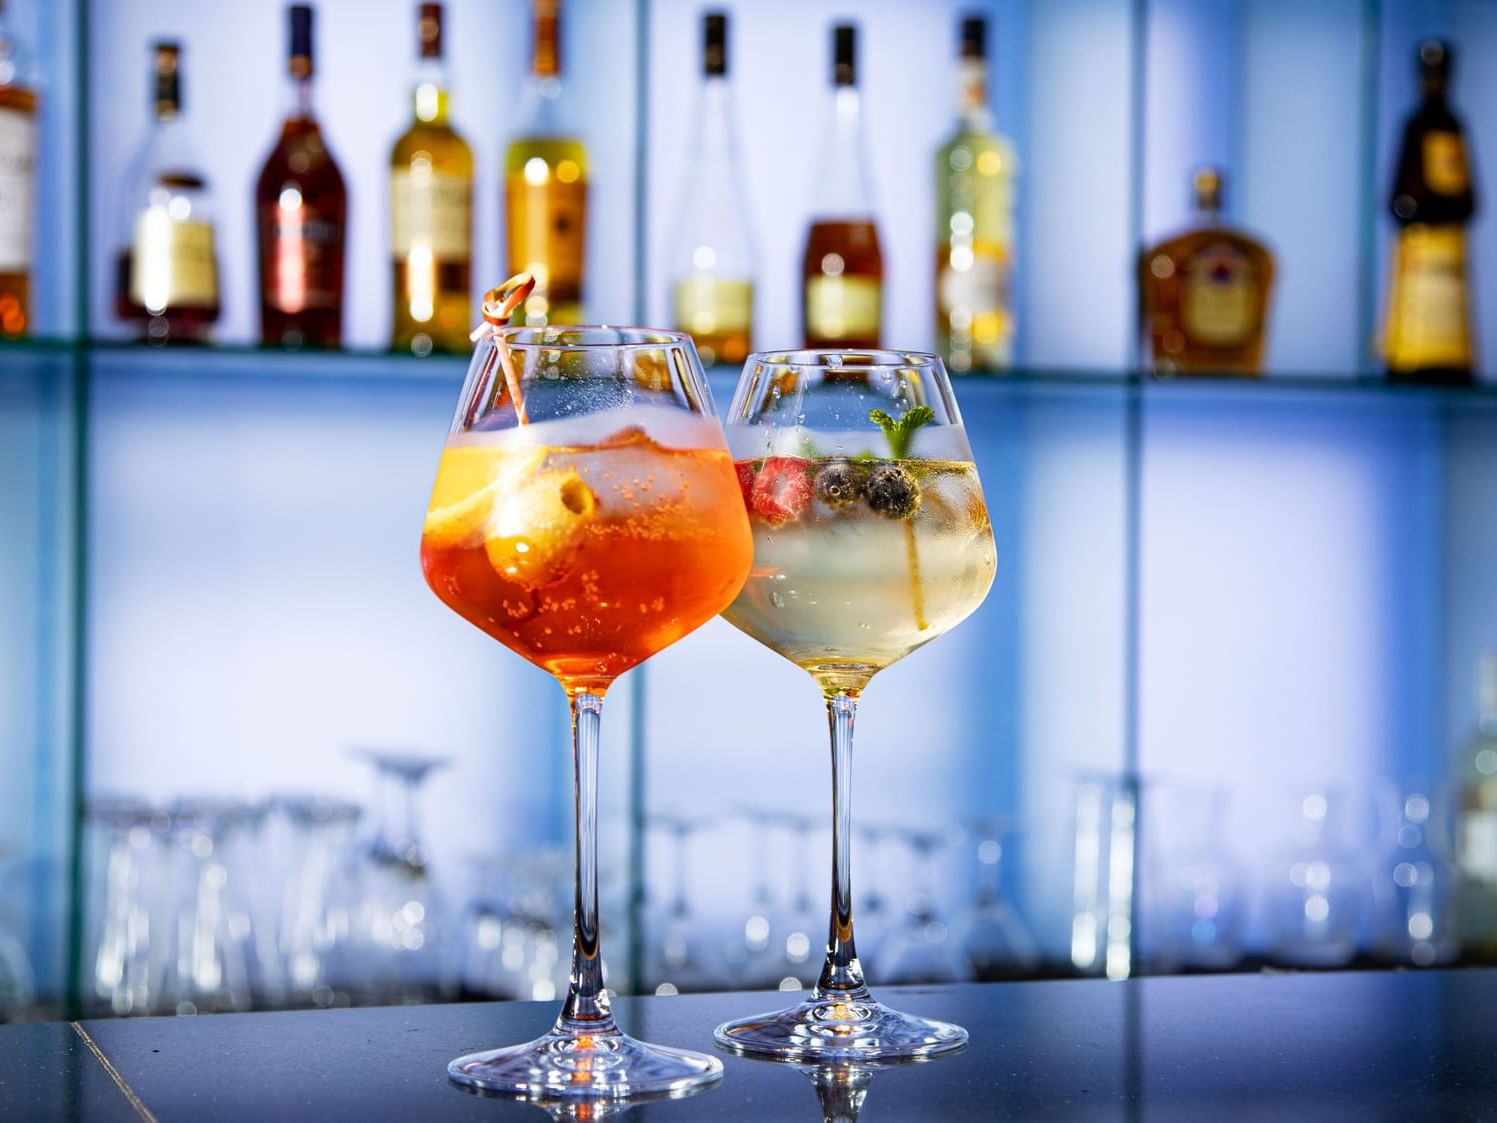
[4,971,1497,1121]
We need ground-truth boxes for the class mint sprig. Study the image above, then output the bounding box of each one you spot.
[868,405,935,459]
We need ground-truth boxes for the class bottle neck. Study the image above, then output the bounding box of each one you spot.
[813,84,875,218]
[411,57,450,125]
[692,75,735,156]
[285,71,315,121]
[956,58,991,131]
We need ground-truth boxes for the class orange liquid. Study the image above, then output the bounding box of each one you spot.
[421,430,752,695]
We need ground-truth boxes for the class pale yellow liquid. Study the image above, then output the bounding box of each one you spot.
[722,459,996,695]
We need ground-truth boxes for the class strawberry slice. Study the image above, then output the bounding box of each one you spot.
[750,457,813,527]
[734,460,759,510]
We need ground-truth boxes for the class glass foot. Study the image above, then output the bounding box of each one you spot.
[449,1027,724,1099]
[713,994,967,1062]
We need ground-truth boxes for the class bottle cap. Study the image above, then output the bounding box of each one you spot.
[152,40,181,117]
[833,23,856,87]
[1419,38,1451,93]
[1192,166,1224,212]
[418,3,443,60]
[289,5,314,79]
[960,15,985,60]
[704,12,727,77]
[534,0,561,79]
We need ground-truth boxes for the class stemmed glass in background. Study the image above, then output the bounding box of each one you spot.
[954,817,1038,980]
[715,349,997,1061]
[874,829,971,986]
[420,278,752,1098]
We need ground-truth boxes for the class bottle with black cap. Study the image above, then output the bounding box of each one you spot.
[801,22,883,350]
[1383,39,1476,384]
[935,14,1016,373]
[390,2,473,355]
[255,3,347,349]
[668,11,755,366]
[115,41,220,344]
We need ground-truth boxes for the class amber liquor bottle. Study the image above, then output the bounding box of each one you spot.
[802,23,883,350]
[256,4,347,348]
[1383,40,1476,384]
[1139,168,1274,376]
[115,42,220,343]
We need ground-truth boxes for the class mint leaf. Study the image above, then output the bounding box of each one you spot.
[869,405,935,459]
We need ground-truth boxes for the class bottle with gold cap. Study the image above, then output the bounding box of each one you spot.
[115,41,220,344]
[505,0,587,326]
[1139,167,1275,376]
[390,2,473,354]
[1383,39,1476,385]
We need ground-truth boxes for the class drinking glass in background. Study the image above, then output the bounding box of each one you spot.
[1264,787,1364,968]
[1140,783,1245,973]
[1070,774,1137,979]
[715,349,996,1061]
[86,798,169,1016]
[0,843,36,1021]
[1372,784,1458,967]
[268,795,362,1007]
[954,818,1038,980]
[874,829,971,986]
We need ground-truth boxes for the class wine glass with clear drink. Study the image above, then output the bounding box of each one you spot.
[421,277,752,1098]
[714,349,997,1061]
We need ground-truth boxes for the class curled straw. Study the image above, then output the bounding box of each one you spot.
[472,272,536,426]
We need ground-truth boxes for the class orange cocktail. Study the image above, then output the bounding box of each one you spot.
[421,412,751,696]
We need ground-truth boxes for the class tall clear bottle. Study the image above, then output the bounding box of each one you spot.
[505,0,587,326]
[669,12,754,367]
[390,2,473,354]
[255,4,347,349]
[935,15,1016,373]
[0,0,38,337]
[114,42,220,344]
[801,23,882,350]
[1457,654,1497,955]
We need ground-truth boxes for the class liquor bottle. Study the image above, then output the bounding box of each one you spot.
[1138,168,1275,376]
[505,0,586,326]
[668,12,753,366]
[114,42,220,344]
[255,4,347,348]
[935,15,1016,374]
[802,23,883,350]
[1383,40,1476,384]
[390,3,473,354]
[1456,654,1497,955]
[0,0,38,338]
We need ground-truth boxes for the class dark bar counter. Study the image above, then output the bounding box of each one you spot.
[5,972,1497,1121]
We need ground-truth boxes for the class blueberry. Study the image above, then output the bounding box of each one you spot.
[865,464,921,519]
[815,459,867,507]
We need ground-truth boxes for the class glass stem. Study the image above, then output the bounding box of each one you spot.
[557,691,618,1034]
[816,691,871,1001]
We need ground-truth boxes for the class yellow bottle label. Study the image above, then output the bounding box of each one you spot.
[1423,131,1468,196]
[1182,248,1256,346]
[506,174,586,301]
[130,212,217,310]
[391,169,471,260]
[1383,225,1471,371]
[0,107,35,272]
[806,275,881,341]
[674,276,752,336]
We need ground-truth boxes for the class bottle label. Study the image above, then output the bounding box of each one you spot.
[1423,131,1468,196]
[391,170,471,260]
[806,276,881,341]
[262,204,344,312]
[1383,225,1471,371]
[674,276,752,337]
[1182,247,1256,346]
[0,107,36,272]
[937,244,1011,320]
[1460,808,1497,883]
[506,173,586,299]
[130,212,218,310]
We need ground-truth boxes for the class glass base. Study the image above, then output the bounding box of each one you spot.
[713,994,968,1062]
[448,1027,723,1099]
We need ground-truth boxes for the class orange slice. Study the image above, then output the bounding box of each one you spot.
[423,446,544,549]
[485,468,599,587]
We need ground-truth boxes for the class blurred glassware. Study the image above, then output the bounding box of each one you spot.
[853,824,892,967]
[348,747,453,1004]
[775,813,822,990]
[1265,787,1364,968]
[459,846,570,1004]
[1140,784,1245,973]
[87,797,168,1016]
[645,814,717,994]
[874,829,972,985]
[1372,785,1459,967]
[158,799,258,1015]
[1070,775,1137,979]
[0,844,36,1021]
[725,807,784,987]
[270,795,361,1006]
[955,817,1038,980]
